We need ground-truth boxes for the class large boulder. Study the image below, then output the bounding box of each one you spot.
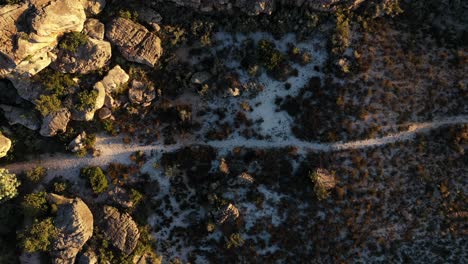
[47,194,94,264]
[100,206,140,255]
[51,38,112,74]
[0,134,11,158]
[96,65,129,94]
[105,18,163,67]
[40,108,71,137]
[0,104,41,130]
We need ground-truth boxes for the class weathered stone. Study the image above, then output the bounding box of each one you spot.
[128,80,156,106]
[8,77,43,103]
[106,18,163,67]
[0,104,41,130]
[47,194,93,264]
[0,134,11,158]
[97,107,111,119]
[98,65,129,94]
[100,206,140,255]
[82,19,105,40]
[52,38,111,74]
[68,131,87,153]
[40,108,71,137]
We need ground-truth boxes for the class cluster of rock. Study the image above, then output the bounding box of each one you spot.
[0,0,163,139]
[154,0,389,14]
[45,194,141,263]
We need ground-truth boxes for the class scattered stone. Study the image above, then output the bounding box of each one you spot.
[106,18,163,67]
[97,107,112,119]
[80,0,106,16]
[0,104,40,130]
[0,134,11,158]
[52,38,112,74]
[68,131,87,153]
[190,71,212,85]
[215,203,240,225]
[47,194,94,264]
[128,80,156,106]
[219,158,229,174]
[40,108,71,137]
[100,206,140,255]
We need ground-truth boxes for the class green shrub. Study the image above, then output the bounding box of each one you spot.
[59,32,88,52]
[22,191,48,217]
[130,188,143,206]
[257,39,284,71]
[118,9,139,21]
[309,171,332,201]
[39,70,75,97]
[81,167,108,194]
[20,218,58,253]
[75,89,98,112]
[0,168,20,203]
[332,10,351,55]
[225,233,245,249]
[35,94,62,117]
[25,166,47,183]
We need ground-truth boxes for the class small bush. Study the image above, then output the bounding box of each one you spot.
[25,166,47,183]
[20,218,58,253]
[0,168,20,203]
[59,32,88,52]
[257,39,284,71]
[130,188,143,206]
[75,90,98,112]
[81,167,108,194]
[22,191,48,218]
[118,9,139,22]
[225,233,245,249]
[35,94,62,117]
[38,69,75,97]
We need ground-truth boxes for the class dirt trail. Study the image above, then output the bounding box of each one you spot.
[5,115,467,178]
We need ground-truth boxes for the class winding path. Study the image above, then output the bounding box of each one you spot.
[5,115,468,178]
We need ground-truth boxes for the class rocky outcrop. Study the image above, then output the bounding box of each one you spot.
[47,194,94,264]
[106,18,163,67]
[40,108,71,137]
[51,38,112,74]
[96,65,129,94]
[128,80,156,106]
[100,206,140,255]
[83,19,105,40]
[0,104,41,130]
[0,134,11,158]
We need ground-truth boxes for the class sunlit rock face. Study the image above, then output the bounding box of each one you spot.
[0,134,11,158]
